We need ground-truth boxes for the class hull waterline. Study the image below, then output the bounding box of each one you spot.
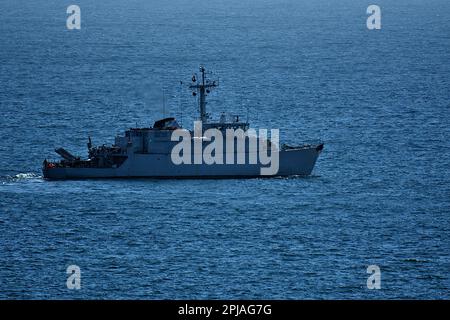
[43,145,323,180]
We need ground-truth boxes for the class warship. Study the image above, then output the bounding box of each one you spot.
[42,67,323,179]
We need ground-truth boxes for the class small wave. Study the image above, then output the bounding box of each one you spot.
[1,172,43,183]
[403,258,429,263]
[14,173,41,179]
[275,174,322,180]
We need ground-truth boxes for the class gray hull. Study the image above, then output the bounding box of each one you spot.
[43,147,322,179]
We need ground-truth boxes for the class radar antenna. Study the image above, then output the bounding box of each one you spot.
[189,66,219,123]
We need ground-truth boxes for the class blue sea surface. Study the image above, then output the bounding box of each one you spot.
[0,0,449,299]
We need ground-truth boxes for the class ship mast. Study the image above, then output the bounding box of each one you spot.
[189,66,218,123]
